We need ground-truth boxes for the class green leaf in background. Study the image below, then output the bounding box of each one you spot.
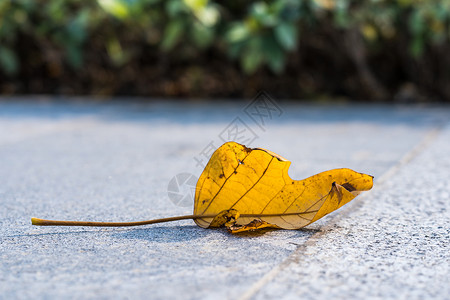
[161,19,185,50]
[184,0,219,26]
[67,9,90,44]
[194,5,220,26]
[263,34,286,74]
[0,46,19,75]
[226,23,250,44]
[240,37,264,74]
[107,38,132,66]
[166,0,188,17]
[250,2,277,27]
[97,0,130,19]
[410,36,424,58]
[191,21,214,48]
[241,50,264,74]
[333,1,351,28]
[65,42,83,69]
[183,0,207,11]
[408,8,425,57]
[274,22,297,50]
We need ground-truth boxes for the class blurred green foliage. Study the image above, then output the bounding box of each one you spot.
[0,0,449,99]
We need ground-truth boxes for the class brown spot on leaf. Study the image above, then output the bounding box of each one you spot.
[342,183,356,192]
[243,146,252,153]
[331,182,343,204]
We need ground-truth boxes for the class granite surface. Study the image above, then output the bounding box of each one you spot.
[0,99,448,299]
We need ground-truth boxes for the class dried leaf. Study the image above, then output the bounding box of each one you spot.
[194,142,373,233]
[31,141,373,234]
[228,219,274,233]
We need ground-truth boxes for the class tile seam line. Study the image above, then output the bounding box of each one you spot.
[237,123,446,300]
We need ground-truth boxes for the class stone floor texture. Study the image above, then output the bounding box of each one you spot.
[0,99,448,299]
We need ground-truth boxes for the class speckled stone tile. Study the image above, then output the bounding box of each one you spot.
[252,123,450,300]
[0,99,448,299]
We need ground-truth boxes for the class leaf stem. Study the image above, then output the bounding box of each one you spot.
[31,211,315,227]
[31,215,207,227]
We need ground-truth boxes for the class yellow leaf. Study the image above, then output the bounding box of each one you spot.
[31,141,373,234]
[194,142,373,233]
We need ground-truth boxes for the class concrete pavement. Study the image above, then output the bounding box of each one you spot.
[0,99,449,299]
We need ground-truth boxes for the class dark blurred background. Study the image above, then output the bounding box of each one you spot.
[0,0,449,101]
